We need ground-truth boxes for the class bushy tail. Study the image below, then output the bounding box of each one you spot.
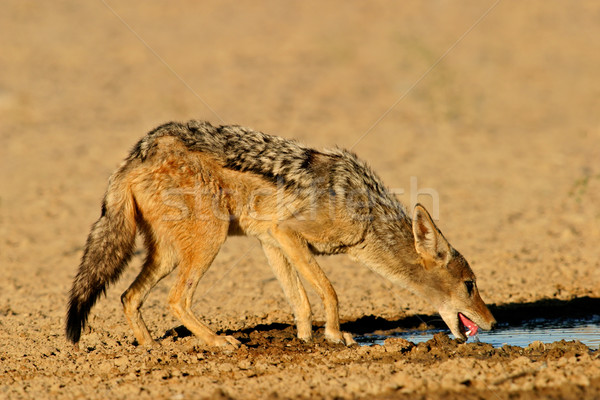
[66,168,137,344]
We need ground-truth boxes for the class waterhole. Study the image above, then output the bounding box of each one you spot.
[355,315,600,349]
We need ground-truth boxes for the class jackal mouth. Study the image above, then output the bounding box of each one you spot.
[458,313,479,337]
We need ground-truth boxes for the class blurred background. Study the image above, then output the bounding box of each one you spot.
[1,1,599,335]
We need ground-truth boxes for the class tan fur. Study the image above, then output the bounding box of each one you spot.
[67,121,495,348]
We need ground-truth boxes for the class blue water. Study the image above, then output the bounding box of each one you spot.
[355,315,600,349]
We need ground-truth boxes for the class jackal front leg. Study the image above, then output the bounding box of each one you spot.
[269,225,355,346]
[262,242,313,341]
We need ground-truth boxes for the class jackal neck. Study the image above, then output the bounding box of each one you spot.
[348,199,422,284]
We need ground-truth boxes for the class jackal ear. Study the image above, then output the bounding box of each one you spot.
[412,204,450,264]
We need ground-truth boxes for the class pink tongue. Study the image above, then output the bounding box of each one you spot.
[459,313,479,336]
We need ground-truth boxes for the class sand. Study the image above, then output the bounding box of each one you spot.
[1,1,599,398]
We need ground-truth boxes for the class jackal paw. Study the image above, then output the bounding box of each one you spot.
[145,340,160,348]
[298,333,313,342]
[210,335,241,349]
[325,330,356,346]
[297,329,313,342]
[340,331,356,346]
[135,338,159,348]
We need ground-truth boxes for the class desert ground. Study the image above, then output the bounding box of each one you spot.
[1,1,600,399]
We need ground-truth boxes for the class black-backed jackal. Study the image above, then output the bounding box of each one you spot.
[66,121,496,348]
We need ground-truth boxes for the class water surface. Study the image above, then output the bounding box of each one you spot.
[355,315,600,349]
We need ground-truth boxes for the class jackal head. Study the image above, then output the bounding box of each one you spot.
[411,204,496,341]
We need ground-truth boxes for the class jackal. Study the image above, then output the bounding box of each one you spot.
[66,120,496,348]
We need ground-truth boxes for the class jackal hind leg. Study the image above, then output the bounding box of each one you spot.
[270,226,355,346]
[167,219,240,349]
[121,239,177,346]
[262,242,313,341]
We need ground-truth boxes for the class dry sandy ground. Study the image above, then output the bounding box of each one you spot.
[1,1,600,399]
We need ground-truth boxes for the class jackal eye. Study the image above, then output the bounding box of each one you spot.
[464,280,475,296]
